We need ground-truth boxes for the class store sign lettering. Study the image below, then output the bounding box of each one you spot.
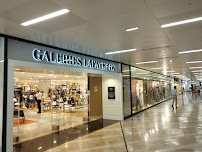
[32,48,115,71]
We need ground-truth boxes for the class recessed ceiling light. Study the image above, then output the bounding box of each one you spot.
[172,73,180,74]
[151,67,169,70]
[186,61,202,64]
[192,70,202,72]
[15,68,21,71]
[179,49,202,54]
[161,16,202,28]
[136,61,158,64]
[38,76,43,77]
[126,27,138,32]
[20,72,25,74]
[189,67,202,69]
[65,75,69,77]
[21,9,70,26]
[123,75,130,77]
[105,48,136,55]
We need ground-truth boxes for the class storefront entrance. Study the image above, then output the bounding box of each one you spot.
[13,66,104,144]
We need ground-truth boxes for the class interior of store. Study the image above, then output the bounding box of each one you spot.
[13,66,102,143]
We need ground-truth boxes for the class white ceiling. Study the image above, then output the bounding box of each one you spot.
[1,0,202,80]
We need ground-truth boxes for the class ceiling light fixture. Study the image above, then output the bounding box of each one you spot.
[192,70,202,72]
[161,16,202,28]
[126,27,138,32]
[186,61,202,64]
[165,71,175,72]
[172,73,180,74]
[179,49,202,54]
[105,48,136,55]
[189,67,202,69]
[136,61,158,64]
[151,67,169,70]
[21,9,70,26]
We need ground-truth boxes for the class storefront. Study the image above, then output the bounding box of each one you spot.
[0,36,123,152]
[122,64,173,118]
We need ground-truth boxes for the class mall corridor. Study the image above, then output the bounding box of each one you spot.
[17,93,200,152]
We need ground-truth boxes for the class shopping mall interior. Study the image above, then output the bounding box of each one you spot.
[1,0,202,152]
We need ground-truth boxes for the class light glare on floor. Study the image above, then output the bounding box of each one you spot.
[21,9,70,26]
[161,16,202,28]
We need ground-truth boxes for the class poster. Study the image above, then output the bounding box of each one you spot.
[108,87,115,99]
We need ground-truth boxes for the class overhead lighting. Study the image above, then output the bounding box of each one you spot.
[38,76,43,77]
[136,73,148,74]
[172,73,180,74]
[163,71,175,73]
[161,16,202,28]
[192,70,202,72]
[186,61,202,64]
[123,75,130,77]
[65,75,69,77]
[179,49,202,54]
[189,67,202,69]
[0,60,4,63]
[21,9,70,26]
[126,27,138,32]
[151,67,169,70]
[105,48,136,55]
[20,72,25,74]
[136,61,158,64]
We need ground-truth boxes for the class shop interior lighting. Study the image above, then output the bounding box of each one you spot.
[126,27,138,32]
[21,9,70,26]
[151,67,169,70]
[136,61,158,64]
[189,67,202,69]
[161,16,202,28]
[123,75,130,77]
[105,48,136,55]
[186,61,202,64]
[179,49,202,54]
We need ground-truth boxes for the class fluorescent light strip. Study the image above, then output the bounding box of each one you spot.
[151,67,169,70]
[179,49,202,54]
[21,9,70,26]
[123,75,130,77]
[161,16,202,28]
[136,61,158,65]
[163,71,175,73]
[189,67,202,69]
[105,49,136,55]
[126,27,138,32]
[186,61,202,64]
[172,73,180,74]
[192,70,202,72]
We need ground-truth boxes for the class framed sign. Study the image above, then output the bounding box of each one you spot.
[108,87,115,99]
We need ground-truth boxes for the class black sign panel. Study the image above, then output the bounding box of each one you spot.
[108,87,115,99]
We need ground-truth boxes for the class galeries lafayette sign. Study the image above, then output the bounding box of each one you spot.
[32,48,115,72]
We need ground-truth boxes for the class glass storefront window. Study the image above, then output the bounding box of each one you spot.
[0,37,4,151]
[124,66,173,115]
[122,65,131,118]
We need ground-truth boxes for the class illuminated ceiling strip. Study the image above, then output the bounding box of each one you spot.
[21,9,70,26]
[126,27,138,32]
[136,61,158,64]
[192,70,202,72]
[105,49,136,55]
[151,67,169,70]
[189,67,202,69]
[161,16,202,28]
[179,49,202,54]
[186,61,202,64]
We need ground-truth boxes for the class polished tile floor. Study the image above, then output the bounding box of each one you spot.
[14,93,202,152]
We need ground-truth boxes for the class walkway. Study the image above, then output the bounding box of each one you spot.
[14,93,202,152]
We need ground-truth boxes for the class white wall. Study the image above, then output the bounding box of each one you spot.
[102,74,123,120]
